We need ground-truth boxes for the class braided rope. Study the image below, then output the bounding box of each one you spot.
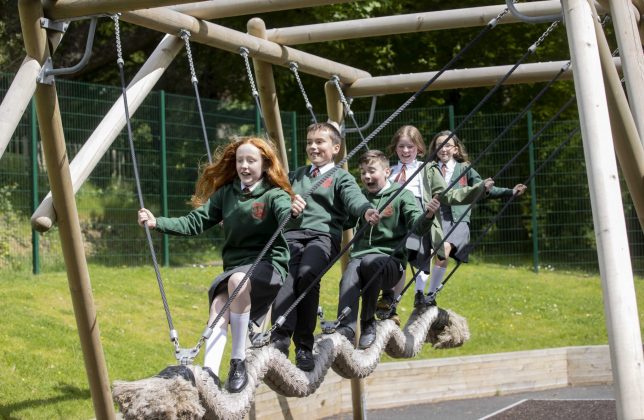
[113,305,467,419]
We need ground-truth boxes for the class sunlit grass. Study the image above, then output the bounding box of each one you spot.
[0,263,642,419]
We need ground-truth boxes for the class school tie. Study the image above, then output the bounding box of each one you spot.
[310,167,320,178]
[242,186,251,195]
[440,164,447,178]
[395,164,407,183]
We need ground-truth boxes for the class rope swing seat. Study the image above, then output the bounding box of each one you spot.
[113,305,467,419]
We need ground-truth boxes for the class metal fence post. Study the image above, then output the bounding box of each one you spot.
[30,98,40,274]
[291,111,298,168]
[448,105,455,130]
[160,90,169,267]
[527,111,539,272]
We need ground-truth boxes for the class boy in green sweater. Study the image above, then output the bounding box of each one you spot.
[335,150,440,349]
[271,121,379,371]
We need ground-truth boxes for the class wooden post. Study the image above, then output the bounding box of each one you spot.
[18,1,115,419]
[606,0,644,142]
[247,17,289,171]
[590,2,644,231]
[561,1,644,418]
[325,81,365,420]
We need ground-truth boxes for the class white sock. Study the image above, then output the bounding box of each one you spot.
[415,271,429,293]
[203,326,227,374]
[429,266,447,294]
[229,311,250,361]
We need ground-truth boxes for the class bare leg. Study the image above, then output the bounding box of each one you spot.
[228,272,251,361]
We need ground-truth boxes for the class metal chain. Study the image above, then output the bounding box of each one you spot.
[112,14,124,66]
[239,47,259,100]
[289,62,317,123]
[180,29,198,85]
[179,29,212,163]
[530,20,560,52]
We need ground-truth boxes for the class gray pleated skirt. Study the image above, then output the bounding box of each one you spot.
[208,261,284,322]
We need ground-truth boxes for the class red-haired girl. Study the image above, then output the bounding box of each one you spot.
[138,136,297,393]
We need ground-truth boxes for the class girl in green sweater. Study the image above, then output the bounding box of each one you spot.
[137,137,297,393]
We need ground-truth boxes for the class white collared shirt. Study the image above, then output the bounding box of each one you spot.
[389,160,423,199]
[310,161,336,176]
[440,159,456,182]
[240,179,262,192]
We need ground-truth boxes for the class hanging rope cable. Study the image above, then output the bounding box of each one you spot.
[330,75,369,150]
[289,62,317,124]
[275,19,563,326]
[179,29,212,164]
[239,47,267,132]
[182,4,520,359]
[112,14,180,353]
[261,9,559,338]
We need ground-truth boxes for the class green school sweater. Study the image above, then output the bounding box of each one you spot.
[348,183,432,266]
[422,162,486,259]
[154,179,291,279]
[286,165,372,241]
[444,161,515,224]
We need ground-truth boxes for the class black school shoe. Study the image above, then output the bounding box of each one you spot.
[227,359,248,393]
[414,291,426,308]
[295,348,315,372]
[358,318,377,349]
[335,325,355,343]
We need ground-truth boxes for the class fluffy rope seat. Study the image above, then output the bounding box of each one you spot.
[112,305,469,420]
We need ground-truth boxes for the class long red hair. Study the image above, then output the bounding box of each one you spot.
[191,137,294,207]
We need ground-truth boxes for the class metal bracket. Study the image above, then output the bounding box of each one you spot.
[38,17,98,85]
[505,0,562,24]
[40,18,70,33]
[319,306,351,334]
[344,96,378,134]
[175,347,199,366]
[250,330,272,348]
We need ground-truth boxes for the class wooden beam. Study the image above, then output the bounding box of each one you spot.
[43,0,209,20]
[265,1,562,45]
[120,8,371,83]
[344,59,622,97]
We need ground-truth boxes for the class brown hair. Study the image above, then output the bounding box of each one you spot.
[429,130,469,163]
[191,137,294,207]
[387,125,426,158]
[358,149,390,168]
[307,121,343,145]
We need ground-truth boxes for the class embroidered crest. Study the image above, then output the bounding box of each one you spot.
[381,204,394,217]
[322,176,333,188]
[251,202,265,220]
[458,176,468,187]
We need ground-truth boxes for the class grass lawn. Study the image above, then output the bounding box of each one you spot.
[0,262,642,419]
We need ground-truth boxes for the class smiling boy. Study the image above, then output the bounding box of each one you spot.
[334,150,439,349]
[271,122,379,371]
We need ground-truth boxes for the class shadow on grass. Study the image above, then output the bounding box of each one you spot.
[0,384,91,419]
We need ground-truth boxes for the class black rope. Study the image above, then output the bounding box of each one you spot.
[267,9,552,333]
[112,15,179,350]
[180,29,212,164]
[192,5,526,354]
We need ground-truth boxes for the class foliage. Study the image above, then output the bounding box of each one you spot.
[0,263,641,418]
